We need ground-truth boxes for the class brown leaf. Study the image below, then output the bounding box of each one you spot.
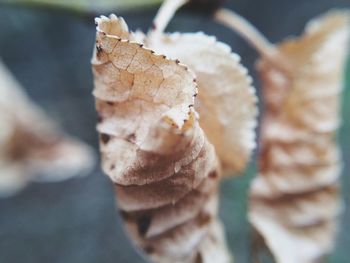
[249,10,350,263]
[148,32,258,175]
[92,15,234,263]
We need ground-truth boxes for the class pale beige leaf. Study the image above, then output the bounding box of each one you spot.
[249,10,350,263]
[271,12,349,133]
[92,15,232,263]
[148,32,258,174]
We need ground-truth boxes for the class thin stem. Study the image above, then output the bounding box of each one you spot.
[215,8,291,72]
[149,0,188,38]
[215,8,276,58]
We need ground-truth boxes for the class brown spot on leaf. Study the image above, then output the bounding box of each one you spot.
[208,171,218,179]
[100,133,110,144]
[96,45,103,53]
[196,212,211,227]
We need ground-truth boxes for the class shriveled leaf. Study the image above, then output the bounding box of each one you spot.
[0,60,95,197]
[92,15,232,263]
[148,32,258,175]
[249,10,350,263]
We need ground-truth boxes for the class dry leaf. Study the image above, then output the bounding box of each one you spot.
[148,32,258,174]
[249,11,350,263]
[0,60,95,197]
[92,14,240,263]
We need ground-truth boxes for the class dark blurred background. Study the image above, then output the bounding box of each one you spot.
[0,0,349,262]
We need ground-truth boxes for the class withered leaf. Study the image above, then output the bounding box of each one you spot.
[249,11,350,263]
[92,14,235,263]
[148,32,258,175]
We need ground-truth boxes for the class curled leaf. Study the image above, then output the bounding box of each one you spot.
[148,32,258,175]
[249,10,350,263]
[92,15,234,263]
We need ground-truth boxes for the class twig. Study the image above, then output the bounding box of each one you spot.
[215,8,291,73]
[148,0,188,40]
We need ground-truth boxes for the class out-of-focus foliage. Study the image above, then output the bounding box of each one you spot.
[0,0,162,13]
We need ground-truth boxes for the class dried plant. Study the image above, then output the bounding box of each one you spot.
[248,11,349,263]
[0,60,95,197]
[215,8,350,263]
[148,32,257,175]
[91,0,257,261]
[149,0,258,175]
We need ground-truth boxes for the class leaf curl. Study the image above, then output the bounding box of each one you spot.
[249,10,350,263]
[92,14,239,263]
